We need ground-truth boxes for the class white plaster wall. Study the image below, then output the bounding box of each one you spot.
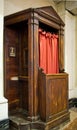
[4,0,56,16]
[57,2,77,99]
[0,0,8,120]
[0,97,8,120]
[57,2,65,22]
[0,0,4,97]
[65,11,76,98]
[75,17,77,87]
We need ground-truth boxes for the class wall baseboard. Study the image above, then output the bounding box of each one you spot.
[0,119,9,130]
[69,98,77,108]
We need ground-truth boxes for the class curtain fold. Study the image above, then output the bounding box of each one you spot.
[39,29,59,74]
[39,29,47,73]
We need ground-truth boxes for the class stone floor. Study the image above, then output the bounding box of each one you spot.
[52,107,77,130]
[9,107,77,130]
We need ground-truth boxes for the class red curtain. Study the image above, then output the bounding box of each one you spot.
[39,29,47,73]
[39,29,59,74]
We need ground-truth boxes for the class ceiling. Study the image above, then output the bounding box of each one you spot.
[53,0,77,15]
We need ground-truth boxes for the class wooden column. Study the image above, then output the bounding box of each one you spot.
[28,13,34,119]
[28,11,39,120]
[33,12,39,119]
[59,25,65,72]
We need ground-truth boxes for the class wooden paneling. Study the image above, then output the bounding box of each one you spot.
[4,26,19,111]
[19,80,28,111]
[4,22,28,112]
[39,69,69,122]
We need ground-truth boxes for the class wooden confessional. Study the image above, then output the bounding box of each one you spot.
[4,6,70,130]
